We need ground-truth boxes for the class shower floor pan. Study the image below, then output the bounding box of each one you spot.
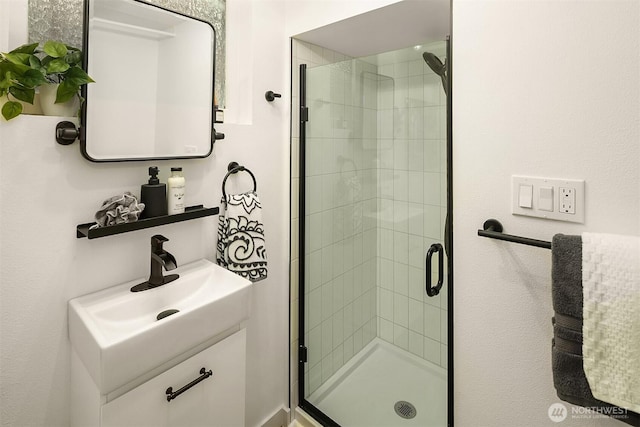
[309,338,447,427]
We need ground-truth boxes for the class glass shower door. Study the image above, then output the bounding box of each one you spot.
[298,40,450,427]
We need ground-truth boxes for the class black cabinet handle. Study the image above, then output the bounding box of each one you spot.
[425,243,444,297]
[165,367,213,402]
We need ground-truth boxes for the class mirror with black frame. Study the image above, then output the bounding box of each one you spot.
[81,0,216,162]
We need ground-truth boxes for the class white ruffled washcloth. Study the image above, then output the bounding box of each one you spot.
[90,192,145,229]
[216,191,267,282]
[582,232,640,413]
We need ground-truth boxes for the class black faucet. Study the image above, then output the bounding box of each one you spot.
[131,235,179,292]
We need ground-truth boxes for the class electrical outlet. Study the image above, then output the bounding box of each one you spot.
[559,187,576,214]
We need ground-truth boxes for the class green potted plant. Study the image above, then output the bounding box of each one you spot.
[0,40,94,121]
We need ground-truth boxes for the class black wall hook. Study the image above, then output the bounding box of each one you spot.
[56,121,79,145]
[265,91,282,102]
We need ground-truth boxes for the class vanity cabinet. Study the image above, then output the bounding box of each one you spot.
[72,329,246,427]
[69,258,252,427]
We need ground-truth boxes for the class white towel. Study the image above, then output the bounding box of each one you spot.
[216,191,267,282]
[582,232,640,413]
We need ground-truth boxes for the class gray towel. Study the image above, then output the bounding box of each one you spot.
[90,192,145,229]
[551,234,640,426]
[551,234,583,318]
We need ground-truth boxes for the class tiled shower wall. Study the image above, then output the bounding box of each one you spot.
[290,41,378,404]
[373,42,448,368]
[304,51,379,398]
[290,40,448,408]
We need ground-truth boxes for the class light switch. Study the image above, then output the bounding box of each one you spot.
[539,186,553,211]
[518,184,533,208]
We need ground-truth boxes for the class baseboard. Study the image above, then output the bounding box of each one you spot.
[261,406,290,427]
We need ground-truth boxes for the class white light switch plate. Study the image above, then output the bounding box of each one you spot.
[512,176,585,223]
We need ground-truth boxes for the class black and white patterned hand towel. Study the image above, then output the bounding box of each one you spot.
[216,191,267,282]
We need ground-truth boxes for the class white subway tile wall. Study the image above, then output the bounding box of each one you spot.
[373,41,447,368]
[291,40,448,403]
[302,54,379,398]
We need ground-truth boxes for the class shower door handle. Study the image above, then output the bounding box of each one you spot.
[425,243,444,297]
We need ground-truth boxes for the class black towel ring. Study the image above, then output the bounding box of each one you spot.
[222,162,257,200]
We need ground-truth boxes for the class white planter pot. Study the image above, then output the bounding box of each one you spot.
[39,84,79,117]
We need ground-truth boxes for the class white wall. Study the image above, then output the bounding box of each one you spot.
[453,1,639,426]
[0,1,289,426]
[284,0,401,39]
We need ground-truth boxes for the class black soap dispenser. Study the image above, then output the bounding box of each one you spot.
[140,166,167,218]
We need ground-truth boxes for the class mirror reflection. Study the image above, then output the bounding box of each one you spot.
[82,0,216,161]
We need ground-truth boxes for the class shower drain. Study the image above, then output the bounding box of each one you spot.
[394,401,417,419]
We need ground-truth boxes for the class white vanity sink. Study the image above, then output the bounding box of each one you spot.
[69,259,252,394]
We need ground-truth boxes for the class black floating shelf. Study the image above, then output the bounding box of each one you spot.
[77,205,219,239]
